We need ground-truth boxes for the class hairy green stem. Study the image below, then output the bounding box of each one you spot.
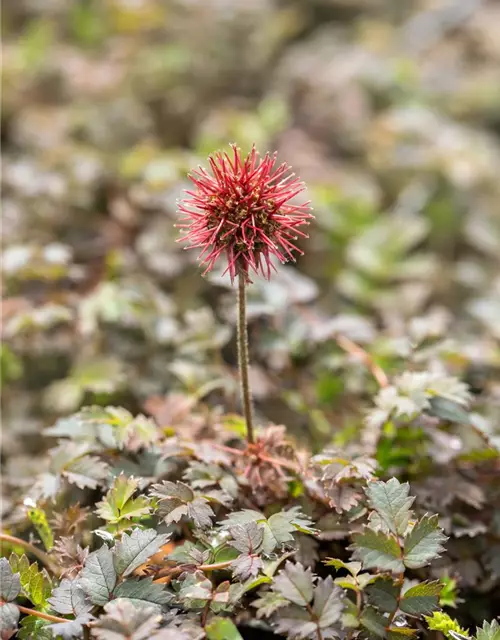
[237,272,254,444]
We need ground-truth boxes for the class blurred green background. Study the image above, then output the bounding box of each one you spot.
[2,0,500,467]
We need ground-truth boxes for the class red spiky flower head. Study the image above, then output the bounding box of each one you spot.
[176,144,313,283]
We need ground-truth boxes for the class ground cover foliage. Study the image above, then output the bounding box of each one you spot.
[2,0,500,638]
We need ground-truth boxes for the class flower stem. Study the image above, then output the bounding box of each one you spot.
[237,272,254,444]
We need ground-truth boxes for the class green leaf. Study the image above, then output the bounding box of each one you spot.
[403,515,447,568]
[334,575,361,592]
[351,529,404,572]
[92,600,162,640]
[0,558,21,601]
[229,522,264,555]
[324,558,362,576]
[272,606,317,640]
[64,454,110,490]
[167,541,210,565]
[114,528,170,577]
[113,578,171,608]
[206,617,244,640]
[26,505,54,551]
[151,481,214,529]
[365,479,414,536]
[231,554,263,580]
[476,620,500,640]
[252,590,289,617]
[428,396,472,425]
[312,575,344,629]
[425,612,470,638]
[8,554,52,609]
[361,606,387,638]
[18,615,52,640]
[221,507,315,555]
[81,545,117,606]
[48,578,93,616]
[439,575,458,608]
[272,562,315,606]
[96,475,150,524]
[48,614,94,640]
[400,581,442,615]
[178,570,213,605]
[262,551,295,578]
[0,602,19,637]
[367,578,399,613]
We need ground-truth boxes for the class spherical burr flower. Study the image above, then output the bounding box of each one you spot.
[176,144,313,283]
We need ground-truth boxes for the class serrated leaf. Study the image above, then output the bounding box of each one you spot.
[48,578,92,616]
[325,483,364,514]
[253,590,289,617]
[81,545,117,606]
[312,575,343,628]
[18,615,52,640]
[221,508,314,555]
[206,617,244,640]
[366,479,414,536]
[361,606,387,638]
[8,554,52,609]
[97,475,150,524]
[231,554,263,580]
[367,578,399,613]
[324,558,362,576]
[92,600,162,640]
[178,570,213,604]
[113,578,171,608]
[428,396,472,425]
[0,558,21,601]
[272,562,315,606]
[350,529,404,572]
[333,576,360,592]
[151,481,214,529]
[273,606,318,640]
[0,602,19,637]
[48,614,93,640]
[425,612,470,638]
[262,551,295,578]
[400,581,442,615]
[229,522,264,554]
[8,553,29,576]
[403,515,447,568]
[114,529,170,577]
[27,505,54,551]
[476,620,500,640]
[64,455,110,490]
[167,541,210,565]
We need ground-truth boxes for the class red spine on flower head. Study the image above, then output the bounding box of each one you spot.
[176,144,313,283]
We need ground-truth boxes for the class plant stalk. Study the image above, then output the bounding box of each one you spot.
[237,272,254,444]
[16,604,68,624]
[0,532,60,577]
